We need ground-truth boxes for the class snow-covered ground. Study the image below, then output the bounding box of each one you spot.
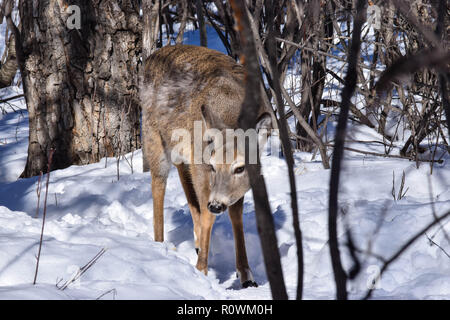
[0,21,449,300]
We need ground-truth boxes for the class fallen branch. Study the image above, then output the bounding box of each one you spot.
[340,146,444,164]
[57,248,107,291]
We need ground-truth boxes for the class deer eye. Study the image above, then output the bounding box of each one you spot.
[234,166,245,174]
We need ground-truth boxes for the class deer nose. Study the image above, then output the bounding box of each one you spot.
[207,201,227,214]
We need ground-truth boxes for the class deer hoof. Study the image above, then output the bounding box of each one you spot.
[242,280,258,288]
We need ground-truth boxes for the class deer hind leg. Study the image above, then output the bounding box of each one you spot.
[151,173,168,242]
[229,198,258,288]
[147,130,170,243]
[176,164,202,253]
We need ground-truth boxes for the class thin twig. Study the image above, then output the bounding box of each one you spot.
[34,172,43,218]
[96,288,117,300]
[33,149,54,285]
[425,233,450,260]
[57,248,107,291]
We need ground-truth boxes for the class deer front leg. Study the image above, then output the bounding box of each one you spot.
[195,206,216,275]
[229,198,258,288]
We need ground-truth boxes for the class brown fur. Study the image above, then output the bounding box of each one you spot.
[140,45,270,287]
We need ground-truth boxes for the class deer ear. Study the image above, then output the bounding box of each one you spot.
[256,113,272,149]
[201,105,224,129]
[256,113,272,133]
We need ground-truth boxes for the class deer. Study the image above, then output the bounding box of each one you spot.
[140,44,272,288]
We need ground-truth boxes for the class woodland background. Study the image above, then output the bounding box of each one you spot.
[0,0,449,300]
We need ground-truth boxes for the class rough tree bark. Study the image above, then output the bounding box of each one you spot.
[142,0,160,63]
[175,0,188,44]
[18,0,141,178]
[0,33,18,88]
[296,1,319,151]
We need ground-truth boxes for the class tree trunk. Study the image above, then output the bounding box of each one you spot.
[296,2,324,152]
[0,32,18,88]
[19,0,141,178]
[0,0,19,88]
[142,0,160,63]
[175,0,188,44]
[195,0,207,47]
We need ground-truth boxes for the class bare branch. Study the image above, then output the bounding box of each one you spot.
[266,0,304,300]
[328,0,367,300]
